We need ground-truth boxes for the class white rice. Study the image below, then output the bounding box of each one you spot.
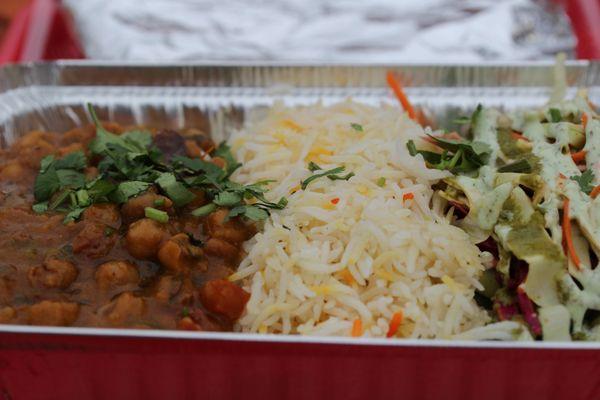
[228,99,493,338]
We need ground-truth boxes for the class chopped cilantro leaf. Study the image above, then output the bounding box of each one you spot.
[32,202,48,214]
[39,155,54,173]
[243,206,269,221]
[213,142,241,176]
[406,134,491,173]
[63,207,86,224]
[86,178,116,200]
[34,164,60,201]
[54,151,86,170]
[191,203,217,217]
[144,207,169,223]
[570,170,595,195]
[226,204,272,222]
[213,191,242,207]
[32,104,288,224]
[110,181,150,204]
[33,152,86,202]
[301,165,353,190]
[56,169,85,188]
[350,123,363,132]
[48,189,72,210]
[328,172,355,182]
[549,108,562,123]
[88,104,152,156]
[75,189,91,206]
[156,173,195,207]
[308,161,322,172]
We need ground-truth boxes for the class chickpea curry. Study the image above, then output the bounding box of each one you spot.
[0,105,286,331]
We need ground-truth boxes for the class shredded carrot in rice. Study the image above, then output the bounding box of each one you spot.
[571,150,587,164]
[511,131,529,142]
[591,185,600,199]
[340,269,356,285]
[351,319,363,337]
[403,192,414,201]
[386,311,404,338]
[582,113,588,130]
[562,198,581,269]
[330,197,340,205]
[386,71,416,121]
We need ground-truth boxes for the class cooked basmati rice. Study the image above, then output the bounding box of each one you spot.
[228,99,493,338]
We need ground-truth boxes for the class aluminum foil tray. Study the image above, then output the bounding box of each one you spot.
[0,61,599,400]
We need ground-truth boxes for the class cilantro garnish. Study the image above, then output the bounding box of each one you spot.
[191,203,217,217]
[110,181,150,204]
[155,173,195,207]
[406,134,491,173]
[308,161,321,172]
[145,207,169,223]
[33,152,87,202]
[549,108,562,123]
[350,123,363,132]
[301,162,355,190]
[31,104,287,223]
[570,170,595,195]
[213,142,242,177]
[454,104,483,125]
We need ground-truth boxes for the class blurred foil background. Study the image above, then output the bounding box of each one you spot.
[64,0,575,62]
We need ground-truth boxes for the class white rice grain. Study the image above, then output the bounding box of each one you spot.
[230,100,491,338]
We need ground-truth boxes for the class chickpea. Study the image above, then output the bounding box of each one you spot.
[0,306,16,323]
[72,222,118,259]
[101,292,145,326]
[199,279,250,321]
[95,260,139,290]
[126,218,168,260]
[157,233,204,273]
[82,203,120,227]
[204,208,253,244]
[203,238,240,262]
[0,162,25,182]
[28,258,78,289]
[154,275,182,303]
[28,301,79,326]
[16,130,52,148]
[15,131,56,169]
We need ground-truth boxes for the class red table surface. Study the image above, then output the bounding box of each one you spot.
[0,331,598,400]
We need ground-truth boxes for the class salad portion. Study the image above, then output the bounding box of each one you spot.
[408,73,600,341]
